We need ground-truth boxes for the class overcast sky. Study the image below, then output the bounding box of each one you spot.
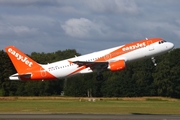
[0,0,180,55]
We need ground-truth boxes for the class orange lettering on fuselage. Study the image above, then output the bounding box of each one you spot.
[122,42,146,51]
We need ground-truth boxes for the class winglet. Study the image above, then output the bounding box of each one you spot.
[5,46,40,74]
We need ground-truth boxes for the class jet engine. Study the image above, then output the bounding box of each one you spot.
[109,60,126,71]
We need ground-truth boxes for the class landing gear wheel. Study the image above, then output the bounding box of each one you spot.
[151,57,157,66]
[96,74,104,81]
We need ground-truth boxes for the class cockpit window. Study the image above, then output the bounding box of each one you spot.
[159,41,163,44]
[159,40,166,44]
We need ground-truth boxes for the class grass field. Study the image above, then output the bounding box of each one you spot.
[0,97,180,114]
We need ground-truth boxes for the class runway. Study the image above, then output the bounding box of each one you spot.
[0,114,180,120]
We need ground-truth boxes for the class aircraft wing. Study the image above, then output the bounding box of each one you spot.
[73,61,108,70]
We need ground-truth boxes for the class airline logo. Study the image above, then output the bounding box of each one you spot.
[8,48,33,67]
[122,42,146,51]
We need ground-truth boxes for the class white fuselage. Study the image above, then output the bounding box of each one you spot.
[7,38,174,81]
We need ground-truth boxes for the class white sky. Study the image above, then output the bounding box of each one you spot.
[0,0,180,54]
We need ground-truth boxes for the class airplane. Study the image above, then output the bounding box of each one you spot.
[5,38,174,81]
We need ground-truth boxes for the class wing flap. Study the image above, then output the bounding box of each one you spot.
[73,61,108,70]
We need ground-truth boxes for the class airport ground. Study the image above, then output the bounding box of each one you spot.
[0,114,180,120]
[0,97,180,119]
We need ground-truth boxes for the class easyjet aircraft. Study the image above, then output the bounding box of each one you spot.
[5,38,174,81]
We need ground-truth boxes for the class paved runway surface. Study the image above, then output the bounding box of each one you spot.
[0,114,180,120]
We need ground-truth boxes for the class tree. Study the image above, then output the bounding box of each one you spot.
[1,48,180,98]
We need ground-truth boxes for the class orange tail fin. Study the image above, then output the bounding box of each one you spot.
[5,46,40,74]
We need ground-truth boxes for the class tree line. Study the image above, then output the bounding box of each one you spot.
[0,48,180,98]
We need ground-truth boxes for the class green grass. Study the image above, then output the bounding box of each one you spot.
[0,97,180,114]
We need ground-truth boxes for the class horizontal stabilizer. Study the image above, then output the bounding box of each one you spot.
[9,73,32,80]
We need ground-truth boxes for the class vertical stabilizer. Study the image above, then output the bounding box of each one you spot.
[5,46,40,74]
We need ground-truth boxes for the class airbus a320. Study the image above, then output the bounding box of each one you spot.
[5,38,174,81]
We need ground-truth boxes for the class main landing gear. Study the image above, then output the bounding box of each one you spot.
[96,74,104,81]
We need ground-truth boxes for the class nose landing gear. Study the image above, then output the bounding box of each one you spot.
[151,57,157,66]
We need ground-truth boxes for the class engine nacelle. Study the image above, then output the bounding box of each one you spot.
[109,60,126,71]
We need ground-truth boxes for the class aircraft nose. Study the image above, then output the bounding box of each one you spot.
[167,42,174,50]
